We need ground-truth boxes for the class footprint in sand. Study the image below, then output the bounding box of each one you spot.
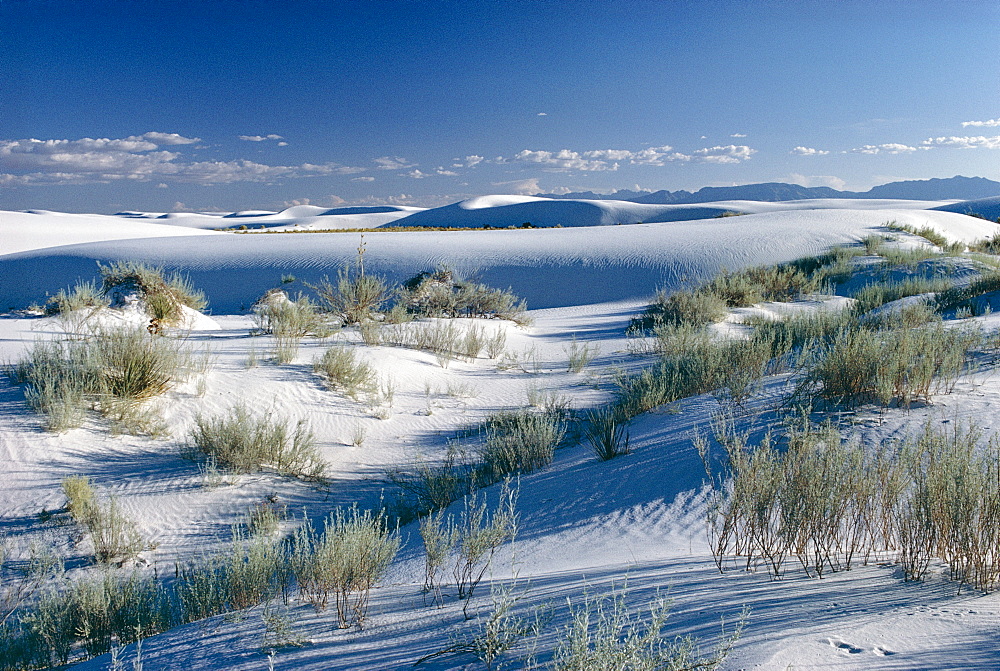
[872,646,896,656]
[827,638,863,654]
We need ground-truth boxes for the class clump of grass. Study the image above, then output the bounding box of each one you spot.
[552,583,745,671]
[61,477,145,565]
[290,506,399,628]
[313,346,377,398]
[804,321,978,408]
[99,260,206,325]
[311,238,391,325]
[189,405,327,481]
[886,221,951,248]
[968,231,1000,254]
[44,280,109,317]
[10,327,194,434]
[565,336,598,373]
[398,266,528,323]
[386,445,480,523]
[584,407,631,461]
[850,276,954,313]
[479,410,565,481]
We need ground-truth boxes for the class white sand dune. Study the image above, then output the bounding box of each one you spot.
[2,201,1000,670]
[933,196,1000,222]
[0,210,225,256]
[1,207,986,314]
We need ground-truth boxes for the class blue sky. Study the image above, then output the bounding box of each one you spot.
[1,0,998,213]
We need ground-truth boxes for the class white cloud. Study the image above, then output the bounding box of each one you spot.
[922,135,1000,149]
[790,146,830,156]
[137,132,200,145]
[537,112,547,116]
[374,156,417,170]
[239,134,284,142]
[691,145,756,163]
[786,173,847,190]
[850,143,926,155]
[0,134,366,186]
[730,133,747,138]
[515,149,616,171]
[156,183,168,189]
[492,178,542,195]
[436,168,459,176]
[513,144,756,170]
[962,119,1000,127]
[352,176,375,182]
[462,155,484,168]
[406,169,429,179]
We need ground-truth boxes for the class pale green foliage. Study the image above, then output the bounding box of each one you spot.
[553,584,745,671]
[291,507,399,628]
[584,407,630,461]
[313,346,377,398]
[98,261,207,324]
[453,481,519,619]
[190,405,326,481]
[62,477,144,565]
[480,410,565,480]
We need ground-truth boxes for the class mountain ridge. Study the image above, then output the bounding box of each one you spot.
[535,175,1000,204]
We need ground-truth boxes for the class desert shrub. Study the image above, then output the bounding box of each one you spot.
[805,321,978,408]
[380,319,492,363]
[11,327,193,433]
[62,477,144,565]
[565,336,598,373]
[453,482,519,618]
[399,267,527,322]
[634,288,727,330]
[584,407,630,461]
[190,405,326,481]
[552,584,745,671]
[11,339,99,431]
[252,290,332,363]
[934,271,1000,314]
[419,508,457,607]
[969,231,1000,254]
[44,280,109,317]
[615,334,773,418]
[386,446,480,523]
[850,276,954,313]
[99,260,206,325]
[290,506,399,628]
[313,346,377,398]
[312,263,390,325]
[479,410,565,481]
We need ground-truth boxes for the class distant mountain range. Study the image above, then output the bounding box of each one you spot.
[535,176,1000,204]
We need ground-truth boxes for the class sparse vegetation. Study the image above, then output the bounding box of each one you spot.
[313,345,377,398]
[98,261,207,325]
[190,405,327,481]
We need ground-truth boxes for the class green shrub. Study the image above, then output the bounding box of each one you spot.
[398,267,527,322]
[850,276,954,313]
[190,405,326,481]
[99,260,206,325]
[290,506,399,628]
[312,265,390,326]
[584,407,630,461]
[386,446,480,523]
[313,346,377,398]
[252,290,333,363]
[805,322,978,408]
[479,410,565,480]
[453,482,519,619]
[935,271,1000,314]
[552,584,745,671]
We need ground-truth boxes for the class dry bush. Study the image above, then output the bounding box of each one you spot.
[99,260,206,325]
[290,507,399,628]
[190,405,326,481]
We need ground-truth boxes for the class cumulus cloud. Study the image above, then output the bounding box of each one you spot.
[962,119,1000,127]
[922,135,1000,149]
[786,173,847,190]
[406,169,428,179]
[436,168,459,176]
[790,146,830,156]
[850,143,926,155]
[492,178,542,195]
[691,145,756,164]
[512,144,756,171]
[374,156,417,170]
[239,134,284,142]
[0,133,364,186]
